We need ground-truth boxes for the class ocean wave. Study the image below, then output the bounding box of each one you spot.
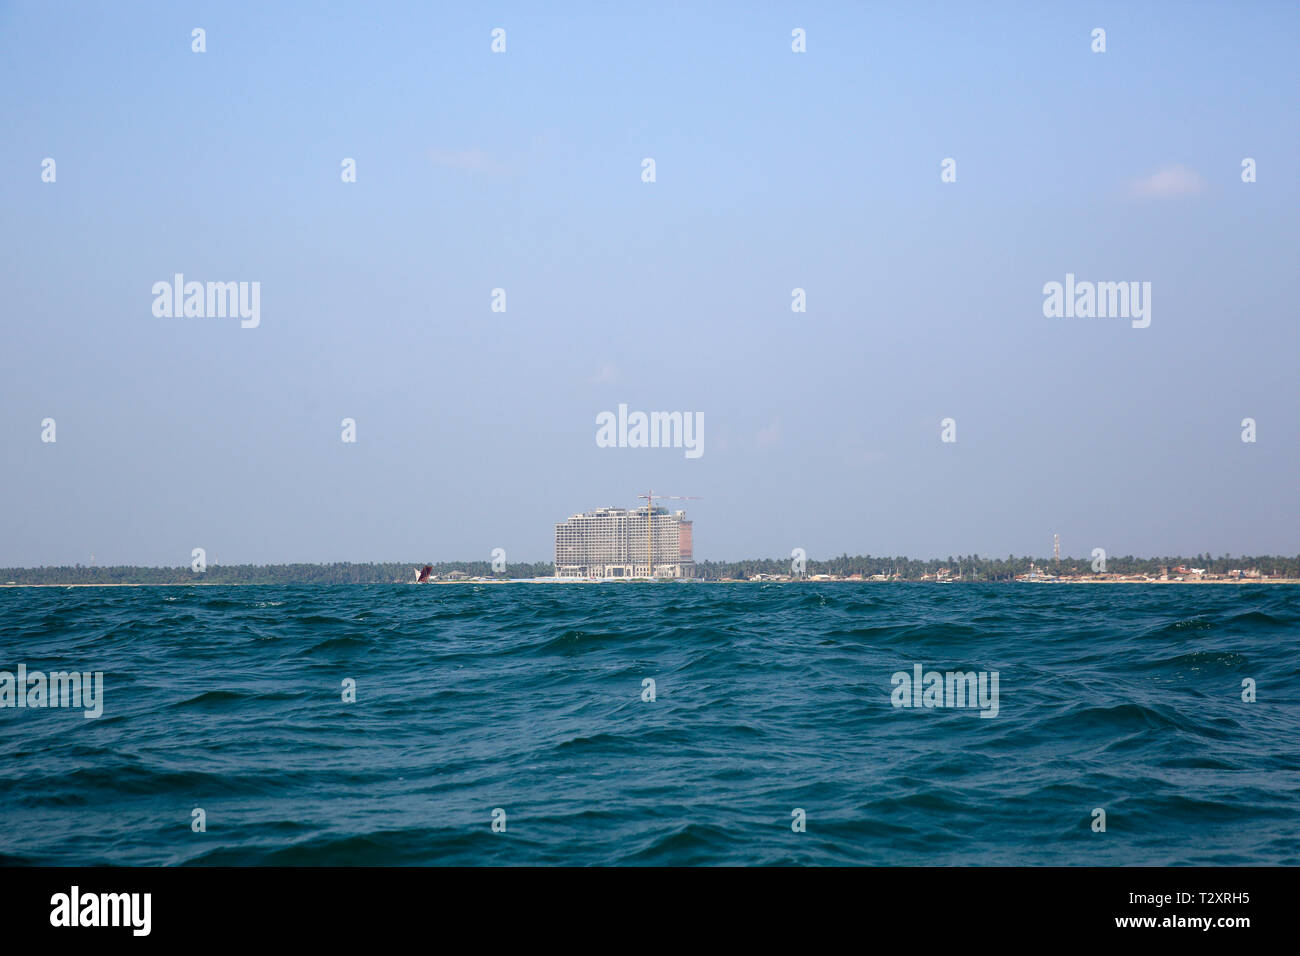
[1,582,1297,865]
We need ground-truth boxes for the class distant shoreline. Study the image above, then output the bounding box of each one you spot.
[4,579,1299,588]
[6,556,1298,587]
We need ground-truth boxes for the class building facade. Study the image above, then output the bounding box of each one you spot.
[554,506,694,579]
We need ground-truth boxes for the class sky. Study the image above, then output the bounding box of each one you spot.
[2,1,1298,566]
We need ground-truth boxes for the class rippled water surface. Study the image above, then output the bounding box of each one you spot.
[1,583,1297,865]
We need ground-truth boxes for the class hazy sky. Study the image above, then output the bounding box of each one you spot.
[2,1,1297,566]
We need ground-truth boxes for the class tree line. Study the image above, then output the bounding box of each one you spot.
[694,553,1300,580]
[0,561,555,585]
[3,554,1298,585]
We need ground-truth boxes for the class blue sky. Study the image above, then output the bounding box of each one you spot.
[2,1,1297,565]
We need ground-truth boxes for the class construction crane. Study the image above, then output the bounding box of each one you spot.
[636,490,701,578]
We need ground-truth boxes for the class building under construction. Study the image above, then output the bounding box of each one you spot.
[554,505,694,579]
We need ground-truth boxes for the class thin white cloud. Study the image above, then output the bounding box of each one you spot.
[427,147,509,174]
[590,363,617,385]
[756,419,782,448]
[1129,165,1206,199]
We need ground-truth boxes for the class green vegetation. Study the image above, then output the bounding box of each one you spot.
[2,554,1298,585]
[0,562,555,585]
[696,553,1300,580]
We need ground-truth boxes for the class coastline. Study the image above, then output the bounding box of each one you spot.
[5,579,1300,588]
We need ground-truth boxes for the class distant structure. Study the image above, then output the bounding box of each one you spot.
[555,506,694,579]
[1053,533,1060,564]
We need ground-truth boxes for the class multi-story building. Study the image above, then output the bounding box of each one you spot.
[554,506,694,579]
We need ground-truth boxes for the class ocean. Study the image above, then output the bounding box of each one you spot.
[1,583,1296,866]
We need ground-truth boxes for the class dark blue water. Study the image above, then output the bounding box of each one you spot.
[1,583,1297,865]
